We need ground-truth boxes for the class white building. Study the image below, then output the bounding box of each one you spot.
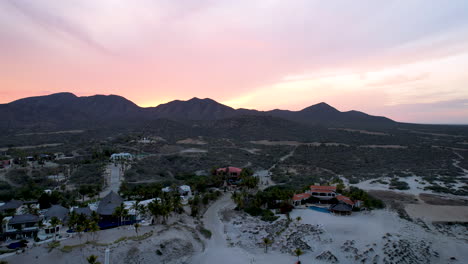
[110,153,133,161]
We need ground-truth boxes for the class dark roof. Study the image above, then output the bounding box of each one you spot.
[97,191,123,216]
[73,207,92,217]
[0,200,23,211]
[9,214,40,225]
[44,205,69,221]
[329,203,353,212]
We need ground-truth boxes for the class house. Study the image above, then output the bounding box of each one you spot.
[215,167,243,185]
[292,193,311,206]
[0,159,11,169]
[162,187,172,193]
[336,195,355,207]
[216,167,242,177]
[329,203,353,215]
[307,185,337,200]
[2,214,40,239]
[0,200,23,215]
[44,205,69,223]
[72,207,93,217]
[110,153,133,161]
[178,185,191,196]
[97,191,124,228]
[40,205,69,240]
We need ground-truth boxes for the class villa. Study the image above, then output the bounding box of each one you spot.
[307,185,337,200]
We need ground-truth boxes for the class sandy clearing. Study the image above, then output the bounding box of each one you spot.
[359,145,407,149]
[405,204,468,222]
[15,130,85,136]
[330,128,389,136]
[0,143,63,151]
[352,176,432,196]
[176,138,207,145]
[250,140,349,147]
[409,130,464,138]
[180,148,208,153]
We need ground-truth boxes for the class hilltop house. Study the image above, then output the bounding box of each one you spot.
[215,166,243,185]
[216,167,242,177]
[110,153,133,161]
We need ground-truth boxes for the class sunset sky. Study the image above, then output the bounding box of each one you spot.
[1,0,468,124]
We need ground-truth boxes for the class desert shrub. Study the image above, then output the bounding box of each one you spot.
[389,178,410,190]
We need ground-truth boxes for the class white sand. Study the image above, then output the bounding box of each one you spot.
[405,204,468,222]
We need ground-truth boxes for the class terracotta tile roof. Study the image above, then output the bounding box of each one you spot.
[310,185,336,192]
[336,195,355,206]
[216,167,242,173]
[310,190,335,194]
[293,193,311,201]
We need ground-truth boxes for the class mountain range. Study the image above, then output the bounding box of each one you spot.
[0,92,394,130]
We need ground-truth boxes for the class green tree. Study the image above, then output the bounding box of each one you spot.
[88,221,100,241]
[148,199,162,224]
[67,211,78,230]
[294,248,303,261]
[86,255,101,264]
[113,203,128,227]
[134,223,140,236]
[262,237,273,253]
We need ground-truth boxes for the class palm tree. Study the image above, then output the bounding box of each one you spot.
[76,223,86,243]
[21,203,39,215]
[134,223,140,236]
[113,204,127,227]
[91,211,100,224]
[86,255,101,264]
[294,248,303,262]
[49,217,61,241]
[88,221,100,241]
[262,237,273,253]
[68,211,78,231]
[148,200,162,224]
[171,195,183,214]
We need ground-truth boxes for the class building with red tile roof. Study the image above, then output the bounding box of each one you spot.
[307,185,337,200]
[336,195,355,206]
[292,193,311,206]
[215,167,242,177]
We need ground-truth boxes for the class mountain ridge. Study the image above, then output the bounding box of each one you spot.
[1,92,395,130]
